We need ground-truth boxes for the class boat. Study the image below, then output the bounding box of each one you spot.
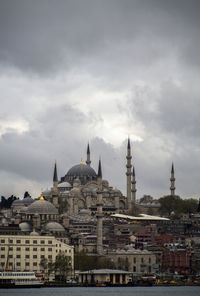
[0,271,43,288]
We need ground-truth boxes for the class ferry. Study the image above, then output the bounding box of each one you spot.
[0,271,43,288]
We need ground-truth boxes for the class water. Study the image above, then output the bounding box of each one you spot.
[0,286,200,296]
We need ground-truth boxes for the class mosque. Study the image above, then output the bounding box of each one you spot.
[43,140,136,216]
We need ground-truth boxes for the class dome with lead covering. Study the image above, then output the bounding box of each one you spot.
[19,222,32,232]
[67,164,96,178]
[45,222,65,232]
[62,164,97,185]
[27,199,58,215]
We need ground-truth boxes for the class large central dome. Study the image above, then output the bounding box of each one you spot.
[61,164,97,185]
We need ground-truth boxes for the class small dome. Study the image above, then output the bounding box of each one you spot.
[23,197,34,205]
[27,199,58,215]
[30,231,39,236]
[12,199,23,206]
[19,222,32,232]
[58,181,72,188]
[45,222,65,232]
[79,209,90,216]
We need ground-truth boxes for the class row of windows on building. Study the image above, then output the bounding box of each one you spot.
[118,257,152,264]
[1,262,40,267]
[1,247,53,251]
[0,239,53,244]
[1,254,53,259]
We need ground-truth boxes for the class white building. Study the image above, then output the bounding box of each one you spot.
[0,235,74,275]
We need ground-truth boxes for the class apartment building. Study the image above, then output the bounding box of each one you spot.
[0,235,74,274]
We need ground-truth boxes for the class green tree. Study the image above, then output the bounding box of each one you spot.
[54,253,71,282]
[74,251,115,271]
[58,199,69,214]
[158,195,198,217]
[158,195,182,217]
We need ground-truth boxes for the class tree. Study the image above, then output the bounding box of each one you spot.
[0,195,17,209]
[58,199,69,214]
[158,195,198,217]
[54,253,71,282]
[24,191,31,198]
[74,251,115,271]
[40,257,49,279]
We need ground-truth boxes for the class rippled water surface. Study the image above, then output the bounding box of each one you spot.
[1,286,200,296]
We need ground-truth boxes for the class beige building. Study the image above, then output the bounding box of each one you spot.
[107,247,157,274]
[0,235,74,275]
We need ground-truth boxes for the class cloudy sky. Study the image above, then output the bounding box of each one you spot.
[0,0,200,200]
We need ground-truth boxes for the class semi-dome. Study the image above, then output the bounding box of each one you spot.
[45,222,65,232]
[58,181,72,188]
[27,199,58,215]
[62,164,97,185]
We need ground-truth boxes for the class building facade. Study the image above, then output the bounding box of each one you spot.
[0,235,74,275]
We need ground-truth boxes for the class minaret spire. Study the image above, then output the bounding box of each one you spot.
[170,162,176,196]
[126,137,132,210]
[96,157,103,255]
[131,165,137,204]
[86,142,91,166]
[53,161,58,183]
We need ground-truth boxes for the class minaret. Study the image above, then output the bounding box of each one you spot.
[53,161,58,190]
[170,163,176,196]
[131,165,137,204]
[126,137,132,210]
[86,143,91,166]
[96,157,103,255]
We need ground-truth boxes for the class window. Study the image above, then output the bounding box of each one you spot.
[48,255,52,259]
[25,247,30,251]
[0,255,5,258]
[25,240,30,244]
[33,262,37,266]
[133,266,136,272]
[25,262,29,266]
[141,258,144,263]
[33,248,37,251]
[16,262,20,266]
[149,257,151,264]
[16,247,21,251]
[1,247,5,251]
[41,248,45,251]
[10,247,13,250]
[48,248,52,251]
[33,240,37,244]
[8,255,13,258]
[16,240,21,243]
[16,255,21,258]
[1,240,5,243]
[33,255,37,259]
[40,255,45,259]
[9,240,13,243]
[25,255,29,259]
[133,257,136,264]
[48,240,52,244]
[41,240,45,244]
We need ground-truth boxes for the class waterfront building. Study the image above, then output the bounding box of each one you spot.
[0,235,74,275]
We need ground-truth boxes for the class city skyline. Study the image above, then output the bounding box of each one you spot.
[0,1,200,199]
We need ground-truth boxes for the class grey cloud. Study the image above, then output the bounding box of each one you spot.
[0,0,200,75]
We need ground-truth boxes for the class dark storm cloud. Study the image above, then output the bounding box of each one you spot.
[0,0,200,75]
